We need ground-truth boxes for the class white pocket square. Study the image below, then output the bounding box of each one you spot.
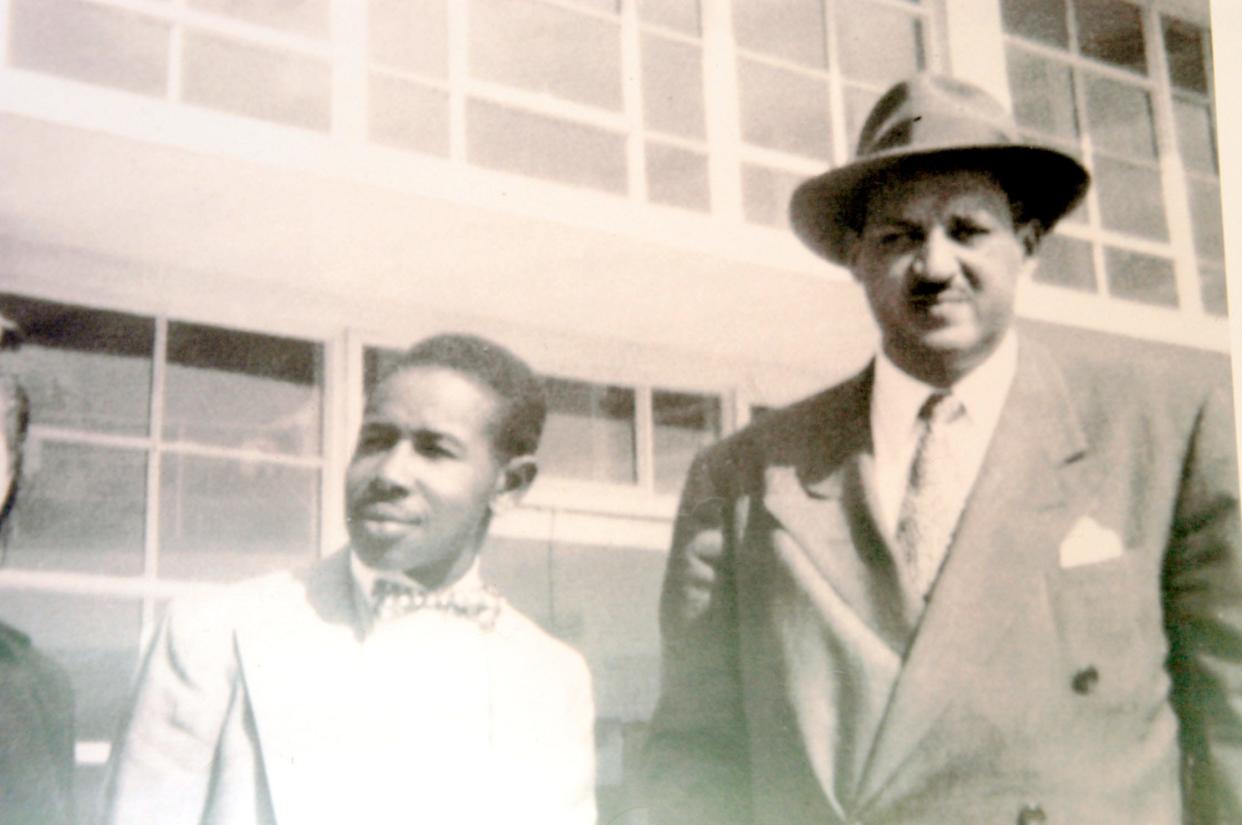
[1059,516,1124,568]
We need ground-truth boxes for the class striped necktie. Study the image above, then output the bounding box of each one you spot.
[894,391,967,600]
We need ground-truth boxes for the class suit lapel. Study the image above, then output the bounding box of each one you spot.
[763,366,913,652]
[856,342,1089,808]
[233,550,364,823]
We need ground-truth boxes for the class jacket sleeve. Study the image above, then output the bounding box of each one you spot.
[643,448,753,825]
[100,595,237,825]
[1163,384,1242,824]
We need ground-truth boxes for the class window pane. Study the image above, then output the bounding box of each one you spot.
[190,0,329,37]
[1093,156,1168,240]
[741,164,806,228]
[6,442,147,576]
[363,346,403,394]
[540,379,636,485]
[639,0,699,34]
[368,0,448,79]
[1105,248,1177,307]
[642,34,705,138]
[737,59,831,159]
[653,391,720,494]
[158,454,319,582]
[836,3,924,86]
[0,591,142,741]
[1174,98,1217,174]
[182,32,331,131]
[1163,16,1208,94]
[469,0,622,110]
[645,143,710,211]
[164,323,323,458]
[733,0,826,68]
[843,85,881,149]
[1073,0,1146,74]
[1200,265,1228,317]
[467,101,628,194]
[0,295,154,437]
[1083,74,1155,159]
[1001,0,1069,47]
[9,0,170,97]
[1033,234,1096,292]
[1188,179,1224,262]
[549,542,665,720]
[369,74,450,157]
[1007,48,1078,140]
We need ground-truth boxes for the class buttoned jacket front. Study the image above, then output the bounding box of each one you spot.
[645,338,1242,825]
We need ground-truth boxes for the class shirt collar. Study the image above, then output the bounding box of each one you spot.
[872,329,1019,442]
[349,547,485,605]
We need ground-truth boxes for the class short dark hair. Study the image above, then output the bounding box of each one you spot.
[0,373,30,527]
[379,333,547,461]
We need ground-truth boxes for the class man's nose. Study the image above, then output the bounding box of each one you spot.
[916,229,959,281]
[374,440,418,489]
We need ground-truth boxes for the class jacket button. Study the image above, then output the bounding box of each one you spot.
[1018,803,1047,824]
[1072,665,1100,694]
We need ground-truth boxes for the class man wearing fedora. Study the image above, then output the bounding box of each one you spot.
[644,74,1241,824]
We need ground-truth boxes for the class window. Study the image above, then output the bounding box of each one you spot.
[1161,15,1224,314]
[2,295,326,584]
[8,0,333,131]
[1003,0,1217,315]
[734,0,931,229]
[1002,0,1222,316]
[363,345,723,501]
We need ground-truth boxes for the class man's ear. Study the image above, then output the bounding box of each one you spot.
[1017,220,1043,258]
[490,456,537,514]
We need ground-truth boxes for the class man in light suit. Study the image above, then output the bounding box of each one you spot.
[103,334,596,825]
[644,74,1242,824]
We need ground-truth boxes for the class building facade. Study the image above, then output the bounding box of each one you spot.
[0,0,1228,819]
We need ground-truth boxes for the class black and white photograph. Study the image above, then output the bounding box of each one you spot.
[0,1,1239,823]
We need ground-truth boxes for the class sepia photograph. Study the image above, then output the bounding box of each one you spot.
[0,0,1238,823]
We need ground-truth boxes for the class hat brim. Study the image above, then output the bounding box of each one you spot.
[789,144,1090,265]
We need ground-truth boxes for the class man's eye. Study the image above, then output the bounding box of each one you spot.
[357,429,395,452]
[414,436,457,460]
[950,222,987,242]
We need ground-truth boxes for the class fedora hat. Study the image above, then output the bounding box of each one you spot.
[789,73,1090,265]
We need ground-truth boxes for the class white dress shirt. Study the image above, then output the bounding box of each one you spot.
[869,332,1019,539]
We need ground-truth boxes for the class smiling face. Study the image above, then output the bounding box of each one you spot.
[345,365,525,587]
[848,168,1037,387]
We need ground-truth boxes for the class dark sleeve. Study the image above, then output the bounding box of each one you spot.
[1163,385,1242,824]
[642,448,753,825]
[0,637,76,825]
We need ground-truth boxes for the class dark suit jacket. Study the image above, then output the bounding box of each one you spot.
[0,620,75,825]
[644,339,1242,825]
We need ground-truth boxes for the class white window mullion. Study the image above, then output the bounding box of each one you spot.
[635,384,655,493]
[139,315,168,645]
[620,0,646,201]
[447,0,469,164]
[1146,5,1205,314]
[824,0,850,167]
[330,0,367,141]
[700,0,743,219]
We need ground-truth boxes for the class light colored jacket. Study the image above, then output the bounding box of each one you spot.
[101,549,596,825]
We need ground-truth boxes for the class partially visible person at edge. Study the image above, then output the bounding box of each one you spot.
[0,314,76,825]
[102,333,596,825]
[644,73,1242,825]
